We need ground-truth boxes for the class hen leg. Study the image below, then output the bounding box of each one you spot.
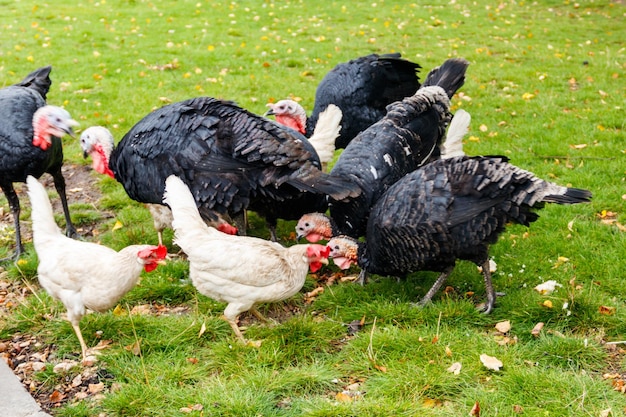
[50,168,77,239]
[479,259,496,314]
[414,266,455,307]
[70,321,89,363]
[249,306,268,323]
[0,184,24,261]
[223,303,250,343]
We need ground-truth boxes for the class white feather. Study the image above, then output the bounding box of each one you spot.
[440,109,471,159]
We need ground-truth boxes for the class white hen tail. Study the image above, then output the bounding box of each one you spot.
[440,109,470,159]
[163,175,214,248]
[26,176,63,238]
[308,104,341,169]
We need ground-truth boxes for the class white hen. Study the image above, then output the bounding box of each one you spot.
[163,175,330,342]
[26,175,167,362]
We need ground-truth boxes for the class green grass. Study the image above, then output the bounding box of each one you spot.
[1,0,626,415]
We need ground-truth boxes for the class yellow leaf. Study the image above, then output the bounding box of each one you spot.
[445,346,453,357]
[112,220,124,231]
[542,300,553,309]
[112,304,125,316]
[522,92,535,100]
[423,397,443,408]
[335,391,353,402]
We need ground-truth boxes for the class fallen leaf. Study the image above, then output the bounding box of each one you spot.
[373,363,387,373]
[513,404,524,413]
[112,304,126,316]
[198,321,206,338]
[89,382,105,394]
[495,320,511,334]
[542,300,553,309]
[90,339,113,351]
[480,353,503,371]
[447,362,462,375]
[53,361,79,373]
[335,391,353,402]
[125,340,142,356]
[469,401,480,416]
[531,322,544,337]
[423,397,443,408]
[551,256,570,269]
[49,390,66,403]
[445,346,453,357]
[130,304,152,315]
[600,409,612,417]
[599,305,616,315]
[112,220,124,231]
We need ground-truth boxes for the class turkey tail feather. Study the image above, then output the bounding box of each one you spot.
[17,66,52,100]
[422,58,469,99]
[441,109,470,159]
[544,187,592,204]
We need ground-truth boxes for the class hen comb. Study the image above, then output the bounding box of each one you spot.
[307,244,330,258]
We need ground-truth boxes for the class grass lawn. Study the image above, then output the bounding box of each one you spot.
[1,0,625,415]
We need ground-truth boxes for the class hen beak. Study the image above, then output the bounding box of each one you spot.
[156,259,168,266]
[320,257,329,265]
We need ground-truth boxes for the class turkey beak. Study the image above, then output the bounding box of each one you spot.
[63,119,79,138]
[264,105,276,117]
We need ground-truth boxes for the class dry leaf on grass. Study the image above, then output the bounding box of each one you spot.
[599,305,616,315]
[469,401,480,416]
[480,354,503,371]
[447,362,462,375]
[124,340,142,356]
[198,321,206,338]
[495,320,511,334]
[531,322,544,337]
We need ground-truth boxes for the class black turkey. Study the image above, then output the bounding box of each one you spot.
[326,155,592,313]
[267,52,421,149]
[80,97,360,241]
[0,66,78,261]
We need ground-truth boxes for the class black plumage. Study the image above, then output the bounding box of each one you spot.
[327,58,470,238]
[81,97,360,235]
[0,66,77,261]
[305,53,422,148]
[327,155,592,313]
